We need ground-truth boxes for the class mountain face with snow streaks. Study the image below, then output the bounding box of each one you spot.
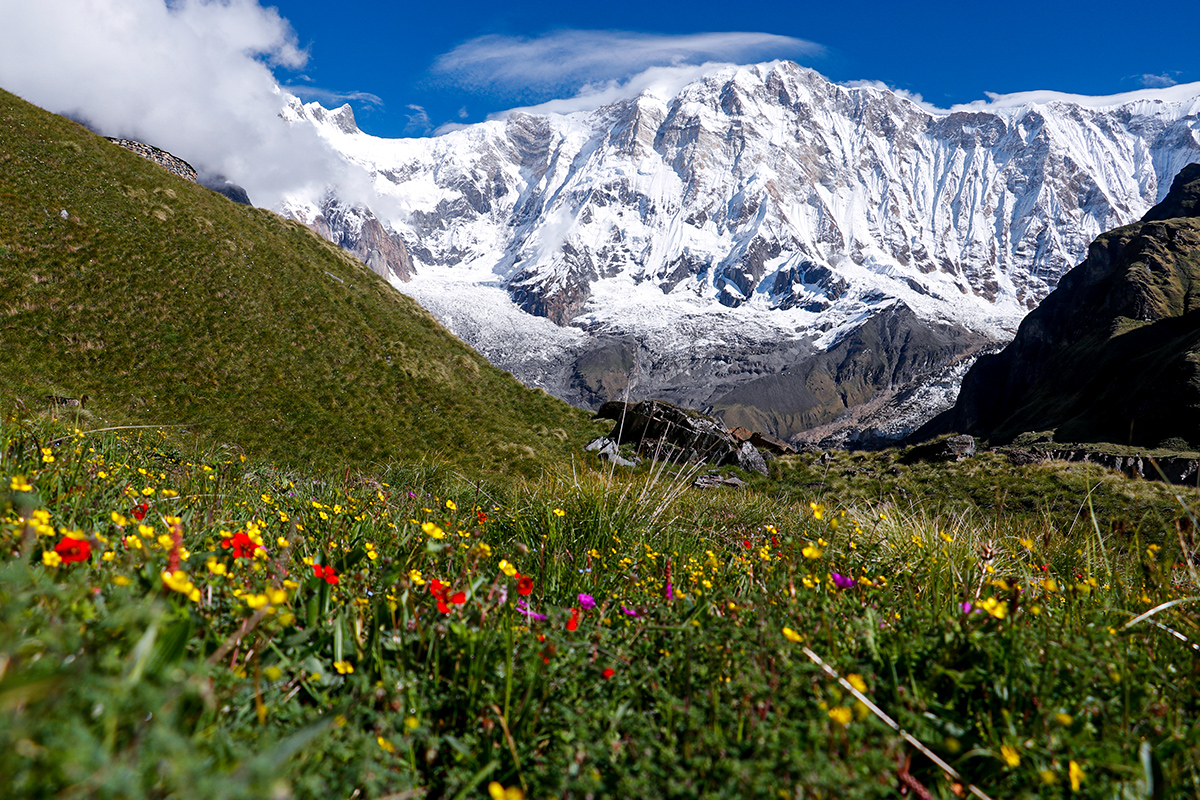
[281,62,1200,442]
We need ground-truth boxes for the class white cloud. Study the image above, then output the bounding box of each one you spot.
[1140,73,1179,89]
[0,0,372,208]
[283,86,385,108]
[431,30,822,101]
[403,104,433,135]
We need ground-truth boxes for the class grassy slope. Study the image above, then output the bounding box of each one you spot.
[0,88,594,474]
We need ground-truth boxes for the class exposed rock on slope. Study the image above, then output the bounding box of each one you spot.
[917,163,1200,447]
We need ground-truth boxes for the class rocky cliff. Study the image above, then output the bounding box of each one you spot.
[918,163,1200,447]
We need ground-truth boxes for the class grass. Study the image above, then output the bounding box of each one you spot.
[3,411,1199,799]
[0,87,594,476]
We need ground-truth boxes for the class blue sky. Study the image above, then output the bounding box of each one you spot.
[270,0,1200,138]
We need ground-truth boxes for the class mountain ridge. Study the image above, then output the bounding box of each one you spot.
[280,62,1200,441]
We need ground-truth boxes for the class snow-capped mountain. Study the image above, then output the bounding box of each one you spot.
[280,61,1200,442]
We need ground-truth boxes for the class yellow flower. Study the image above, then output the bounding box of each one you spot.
[828,706,852,726]
[10,475,32,492]
[157,534,175,550]
[1055,712,1074,726]
[979,597,1008,619]
[846,673,867,693]
[488,782,524,800]
[809,502,824,520]
[377,736,395,754]
[41,447,55,464]
[246,594,269,610]
[261,493,273,504]
[113,575,132,586]
[421,521,445,539]
[408,569,426,586]
[141,487,155,496]
[206,557,227,576]
[42,550,63,567]
[111,511,128,527]
[553,507,565,517]
[802,545,823,560]
[102,551,115,562]
[498,559,517,577]
[1000,745,1020,768]
[404,715,419,730]
[782,627,803,643]
[1069,761,1084,791]
[125,534,143,550]
[334,660,354,674]
[1039,769,1058,785]
[445,499,457,511]
[264,666,283,681]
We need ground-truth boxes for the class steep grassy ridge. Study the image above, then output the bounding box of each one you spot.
[0,88,593,473]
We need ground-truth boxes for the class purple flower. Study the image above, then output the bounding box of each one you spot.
[831,572,855,590]
[960,601,982,615]
[664,581,673,601]
[620,605,641,618]
[516,599,547,621]
[407,491,417,499]
[578,593,596,610]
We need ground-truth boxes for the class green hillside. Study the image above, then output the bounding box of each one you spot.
[0,88,592,473]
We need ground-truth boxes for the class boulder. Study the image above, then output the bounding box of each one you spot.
[596,399,767,475]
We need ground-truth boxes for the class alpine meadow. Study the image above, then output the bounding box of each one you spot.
[3,75,1200,800]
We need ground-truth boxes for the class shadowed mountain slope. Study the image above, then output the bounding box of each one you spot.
[916,163,1200,448]
[0,88,590,474]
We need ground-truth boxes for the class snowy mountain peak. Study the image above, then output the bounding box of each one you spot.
[280,61,1200,441]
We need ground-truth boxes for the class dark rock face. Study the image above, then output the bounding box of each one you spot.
[917,163,1200,448]
[595,399,768,475]
[199,174,252,205]
[713,301,991,439]
[902,434,976,463]
[301,197,414,282]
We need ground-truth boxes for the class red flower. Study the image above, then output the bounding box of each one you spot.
[313,564,339,585]
[429,579,465,613]
[221,531,260,559]
[742,539,752,548]
[132,502,149,521]
[54,536,91,563]
[476,511,488,524]
[516,572,534,596]
[602,668,616,680]
[566,607,579,632]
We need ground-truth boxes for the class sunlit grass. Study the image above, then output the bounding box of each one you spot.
[3,413,1199,798]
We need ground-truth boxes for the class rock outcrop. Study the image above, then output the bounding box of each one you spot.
[917,164,1200,448]
[594,399,769,475]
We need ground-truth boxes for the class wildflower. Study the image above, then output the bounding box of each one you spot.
[110,511,128,527]
[445,499,457,511]
[488,782,524,800]
[979,597,1008,619]
[515,599,547,620]
[404,716,419,730]
[41,447,55,464]
[42,550,63,568]
[553,507,565,517]
[206,557,227,576]
[313,564,339,585]
[408,568,426,586]
[1068,760,1084,791]
[124,534,143,550]
[10,475,32,492]
[830,572,855,590]
[246,594,269,610]
[161,570,200,602]
[516,572,534,596]
[377,736,395,754]
[846,673,867,692]
[1000,745,1020,768]
[429,579,466,613]
[602,668,616,680]
[566,608,580,631]
[498,559,517,577]
[782,627,803,643]
[810,502,824,520]
[334,660,354,674]
[113,575,131,586]
[620,605,640,618]
[54,536,92,563]
[421,521,445,539]
[828,706,852,726]
[221,531,260,559]
[802,545,823,560]
[131,502,148,521]
[578,593,596,609]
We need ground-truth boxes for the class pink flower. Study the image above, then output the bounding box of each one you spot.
[516,599,546,620]
[578,593,596,609]
[831,572,855,590]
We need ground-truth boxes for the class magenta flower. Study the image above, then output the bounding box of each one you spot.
[620,605,641,618]
[960,601,982,614]
[831,572,855,590]
[664,581,673,601]
[578,593,596,610]
[516,599,547,620]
